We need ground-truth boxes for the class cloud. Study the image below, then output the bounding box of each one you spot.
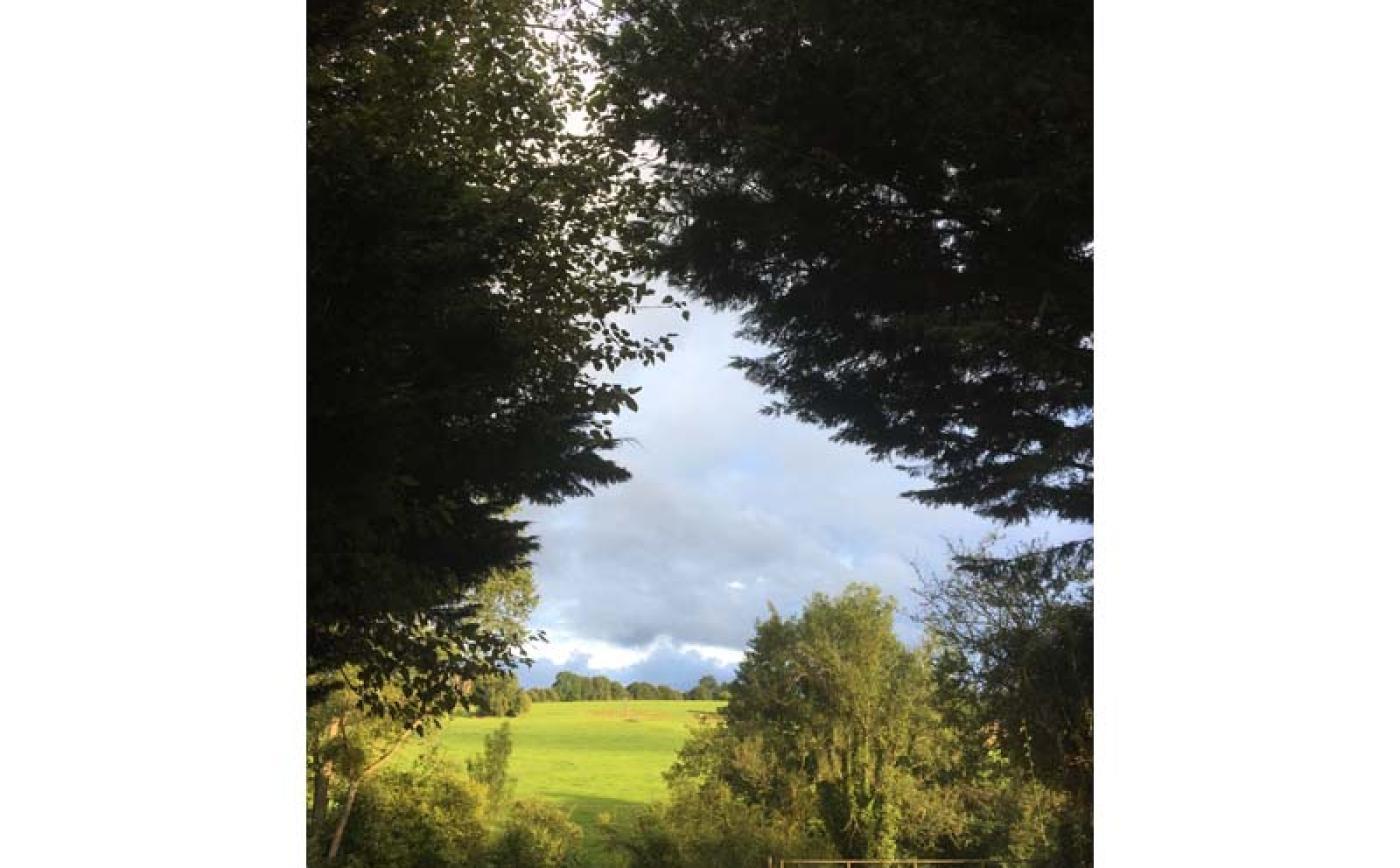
[521,304,1084,667]
[516,633,743,689]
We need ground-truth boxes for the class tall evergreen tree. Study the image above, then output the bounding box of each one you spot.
[307,0,673,721]
[594,0,1093,524]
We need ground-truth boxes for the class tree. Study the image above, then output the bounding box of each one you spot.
[306,677,434,863]
[466,722,516,808]
[307,568,538,859]
[722,586,944,858]
[595,10,1096,852]
[465,569,541,716]
[625,585,1055,864]
[685,675,719,700]
[628,681,661,699]
[550,670,629,700]
[594,0,1093,525]
[551,671,584,702]
[490,799,585,867]
[469,673,531,718]
[330,750,493,868]
[308,0,678,721]
[610,733,835,867]
[467,568,542,659]
[917,537,1094,865]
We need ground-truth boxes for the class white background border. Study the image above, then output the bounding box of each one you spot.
[2,2,1398,864]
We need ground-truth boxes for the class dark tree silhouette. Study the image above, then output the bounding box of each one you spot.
[307,0,668,722]
[594,0,1093,524]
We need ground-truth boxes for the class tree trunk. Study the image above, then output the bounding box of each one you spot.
[326,779,360,862]
[311,756,332,828]
[310,716,340,831]
[324,720,416,862]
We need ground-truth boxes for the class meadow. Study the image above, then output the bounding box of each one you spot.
[407,700,724,863]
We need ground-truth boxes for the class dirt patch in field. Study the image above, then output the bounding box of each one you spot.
[585,707,672,723]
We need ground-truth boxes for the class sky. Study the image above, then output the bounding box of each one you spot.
[516,302,1084,689]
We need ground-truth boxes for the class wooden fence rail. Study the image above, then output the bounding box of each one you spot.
[772,859,1044,867]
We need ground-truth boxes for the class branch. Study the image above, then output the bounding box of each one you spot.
[522,23,607,39]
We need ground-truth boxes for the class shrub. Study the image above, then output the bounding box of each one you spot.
[335,751,491,868]
[465,722,514,807]
[490,799,584,867]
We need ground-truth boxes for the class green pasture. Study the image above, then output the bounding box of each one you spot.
[407,700,724,863]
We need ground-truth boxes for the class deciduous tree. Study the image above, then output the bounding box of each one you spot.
[917,537,1094,864]
[722,586,944,858]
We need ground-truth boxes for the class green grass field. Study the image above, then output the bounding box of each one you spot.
[407,700,724,864]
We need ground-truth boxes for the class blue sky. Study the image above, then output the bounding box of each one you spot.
[516,303,1083,689]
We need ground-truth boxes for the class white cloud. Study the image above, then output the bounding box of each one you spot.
[528,633,651,670]
[521,304,1086,679]
[678,641,746,667]
[519,632,746,689]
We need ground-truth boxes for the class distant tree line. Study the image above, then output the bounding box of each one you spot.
[463,670,732,718]
[526,672,731,704]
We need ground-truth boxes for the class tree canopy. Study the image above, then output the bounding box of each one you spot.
[722,586,939,858]
[594,0,1093,524]
[616,585,1069,864]
[918,538,1094,863]
[307,0,675,721]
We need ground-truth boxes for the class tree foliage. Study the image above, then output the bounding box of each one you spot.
[470,672,533,717]
[307,0,676,721]
[720,586,945,858]
[527,672,724,701]
[684,674,720,700]
[466,721,517,807]
[306,676,439,863]
[550,670,630,700]
[332,751,493,868]
[594,0,1093,524]
[614,585,1068,865]
[489,799,585,868]
[308,710,583,868]
[594,8,1096,853]
[918,537,1093,865]
[627,680,660,700]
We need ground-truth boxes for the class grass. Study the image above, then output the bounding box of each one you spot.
[404,700,724,865]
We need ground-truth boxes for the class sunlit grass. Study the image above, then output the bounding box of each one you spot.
[402,700,724,865]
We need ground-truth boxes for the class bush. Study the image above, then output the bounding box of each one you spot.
[605,807,681,868]
[490,799,584,867]
[465,723,514,807]
[608,761,831,868]
[335,751,491,868]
